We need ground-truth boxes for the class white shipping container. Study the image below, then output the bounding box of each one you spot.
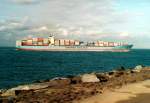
[43,38,49,44]
[54,40,60,46]
[99,43,104,46]
[120,42,123,46]
[27,40,32,43]
[38,42,43,45]
[75,41,80,45]
[114,43,118,46]
[16,41,22,46]
[95,43,99,46]
[118,42,121,46]
[122,43,127,45]
[59,39,65,45]
[103,42,108,46]
[32,38,38,42]
[70,40,75,43]
[65,40,70,43]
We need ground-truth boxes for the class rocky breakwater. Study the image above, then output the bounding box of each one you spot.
[0,65,150,103]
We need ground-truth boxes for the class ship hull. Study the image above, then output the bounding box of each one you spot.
[16,45,133,52]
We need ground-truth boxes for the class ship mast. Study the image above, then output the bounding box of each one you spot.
[48,33,55,45]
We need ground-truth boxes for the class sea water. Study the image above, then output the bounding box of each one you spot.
[0,47,150,89]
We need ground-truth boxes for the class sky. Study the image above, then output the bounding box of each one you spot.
[0,0,150,48]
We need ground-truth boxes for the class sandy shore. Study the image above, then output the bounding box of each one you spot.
[75,80,150,103]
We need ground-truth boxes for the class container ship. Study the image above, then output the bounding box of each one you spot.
[16,35,133,52]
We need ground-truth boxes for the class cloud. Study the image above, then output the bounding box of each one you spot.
[2,0,149,47]
[30,26,49,32]
[0,16,30,32]
[12,0,40,4]
[9,0,131,37]
[119,32,130,39]
[0,16,59,44]
[0,20,23,32]
[29,0,131,39]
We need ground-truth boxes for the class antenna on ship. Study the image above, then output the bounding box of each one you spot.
[48,33,55,45]
[49,33,54,37]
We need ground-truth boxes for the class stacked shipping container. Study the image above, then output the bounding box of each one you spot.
[64,40,70,46]
[98,41,104,47]
[20,36,81,46]
[20,36,125,47]
[69,40,75,46]
[55,39,80,46]
[32,38,38,45]
[94,42,99,46]
[74,40,80,46]
[59,39,65,46]
[26,39,32,46]
[108,42,114,47]
[94,41,116,47]
[43,38,49,46]
[54,39,60,46]
[21,38,49,46]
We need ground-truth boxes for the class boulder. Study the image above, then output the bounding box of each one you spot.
[108,71,115,75]
[115,71,125,77]
[0,89,6,95]
[1,89,15,97]
[96,73,109,82]
[71,76,81,84]
[49,78,71,87]
[81,74,100,83]
[132,65,143,73]
[1,83,50,97]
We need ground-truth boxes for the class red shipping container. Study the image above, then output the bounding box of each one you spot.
[69,40,75,45]
[26,43,33,46]
[65,40,70,45]
[70,43,75,46]
[108,42,114,47]
[22,42,27,46]
[37,38,43,42]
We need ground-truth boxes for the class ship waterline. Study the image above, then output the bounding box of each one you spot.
[16,45,133,52]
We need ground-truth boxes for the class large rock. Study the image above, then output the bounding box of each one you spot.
[132,65,143,73]
[71,76,81,84]
[10,83,49,91]
[81,74,100,83]
[96,73,109,82]
[49,78,71,87]
[1,83,50,97]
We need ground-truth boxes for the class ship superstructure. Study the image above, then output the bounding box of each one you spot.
[16,35,133,52]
